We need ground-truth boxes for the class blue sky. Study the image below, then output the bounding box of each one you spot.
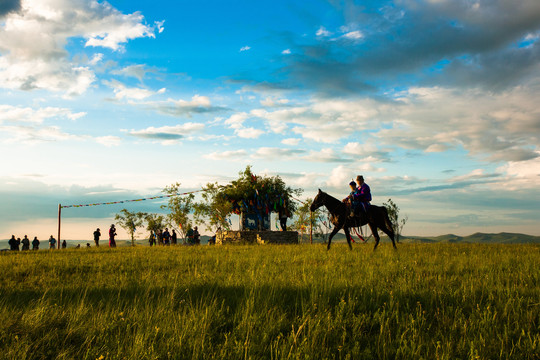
[1,0,539,240]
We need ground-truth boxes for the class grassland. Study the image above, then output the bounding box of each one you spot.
[0,243,538,359]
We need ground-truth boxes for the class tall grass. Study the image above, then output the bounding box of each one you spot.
[0,243,538,359]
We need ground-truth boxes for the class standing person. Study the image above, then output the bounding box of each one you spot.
[32,237,40,250]
[157,229,163,245]
[193,226,200,245]
[162,228,170,245]
[278,208,288,231]
[48,235,56,249]
[21,235,30,251]
[61,240,67,249]
[109,224,117,248]
[93,228,101,247]
[15,237,21,251]
[186,226,194,245]
[8,235,17,251]
[171,229,177,245]
[149,231,156,246]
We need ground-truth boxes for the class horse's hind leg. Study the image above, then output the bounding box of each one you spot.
[344,227,352,250]
[369,224,380,251]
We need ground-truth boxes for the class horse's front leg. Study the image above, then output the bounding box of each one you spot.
[343,227,353,250]
[327,226,341,250]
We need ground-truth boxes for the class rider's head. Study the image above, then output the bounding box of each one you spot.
[356,175,364,185]
[349,181,356,190]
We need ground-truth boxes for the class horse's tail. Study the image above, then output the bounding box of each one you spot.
[382,206,397,241]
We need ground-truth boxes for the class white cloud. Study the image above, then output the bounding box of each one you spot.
[236,127,264,139]
[240,46,251,52]
[281,138,301,146]
[95,136,121,147]
[143,95,222,117]
[128,123,205,144]
[104,80,160,100]
[0,0,161,95]
[0,105,86,125]
[303,148,351,163]
[326,165,354,189]
[282,49,291,54]
[204,150,248,160]
[342,30,363,40]
[252,147,304,159]
[316,26,331,37]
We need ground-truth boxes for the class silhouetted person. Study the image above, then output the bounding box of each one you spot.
[8,235,17,251]
[109,224,117,248]
[279,208,288,231]
[149,231,156,246]
[21,235,30,251]
[193,226,200,245]
[162,228,170,245]
[93,228,101,247]
[48,235,56,249]
[32,237,40,250]
[171,229,177,245]
[16,237,21,251]
[61,240,67,249]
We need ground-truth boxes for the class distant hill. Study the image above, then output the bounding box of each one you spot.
[400,232,540,244]
[1,232,539,250]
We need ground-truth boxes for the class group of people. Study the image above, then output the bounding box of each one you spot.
[149,227,178,246]
[92,224,118,247]
[8,235,61,250]
[148,226,201,246]
[91,224,202,247]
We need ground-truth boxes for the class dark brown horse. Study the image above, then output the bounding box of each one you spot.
[310,189,397,250]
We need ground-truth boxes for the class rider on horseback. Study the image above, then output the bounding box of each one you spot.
[345,175,371,219]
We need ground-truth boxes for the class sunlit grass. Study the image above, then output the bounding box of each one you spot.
[0,243,538,359]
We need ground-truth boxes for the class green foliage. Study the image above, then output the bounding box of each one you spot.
[0,244,538,359]
[145,213,165,233]
[200,166,303,230]
[290,198,324,242]
[161,182,195,240]
[114,209,146,245]
[383,198,408,242]
[193,182,233,232]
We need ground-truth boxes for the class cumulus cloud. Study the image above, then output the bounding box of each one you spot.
[203,149,248,161]
[252,147,305,160]
[0,105,86,125]
[111,64,157,81]
[145,95,226,117]
[376,85,540,162]
[128,123,205,142]
[0,0,161,95]
[240,46,251,52]
[104,79,165,100]
[266,0,540,96]
[303,148,352,163]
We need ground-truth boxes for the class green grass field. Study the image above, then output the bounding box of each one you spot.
[1,243,538,359]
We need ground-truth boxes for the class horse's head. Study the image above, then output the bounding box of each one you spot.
[310,189,325,212]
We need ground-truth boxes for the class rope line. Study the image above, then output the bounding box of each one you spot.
[60,189,207,209]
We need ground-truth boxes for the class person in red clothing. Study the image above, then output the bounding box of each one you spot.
[109,224,117,248]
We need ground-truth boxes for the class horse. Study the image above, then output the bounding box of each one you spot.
[310,189,397,251]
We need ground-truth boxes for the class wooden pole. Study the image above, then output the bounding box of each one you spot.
[57,204,61,249]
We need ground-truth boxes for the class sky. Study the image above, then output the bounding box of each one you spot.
[1,0,539,240]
